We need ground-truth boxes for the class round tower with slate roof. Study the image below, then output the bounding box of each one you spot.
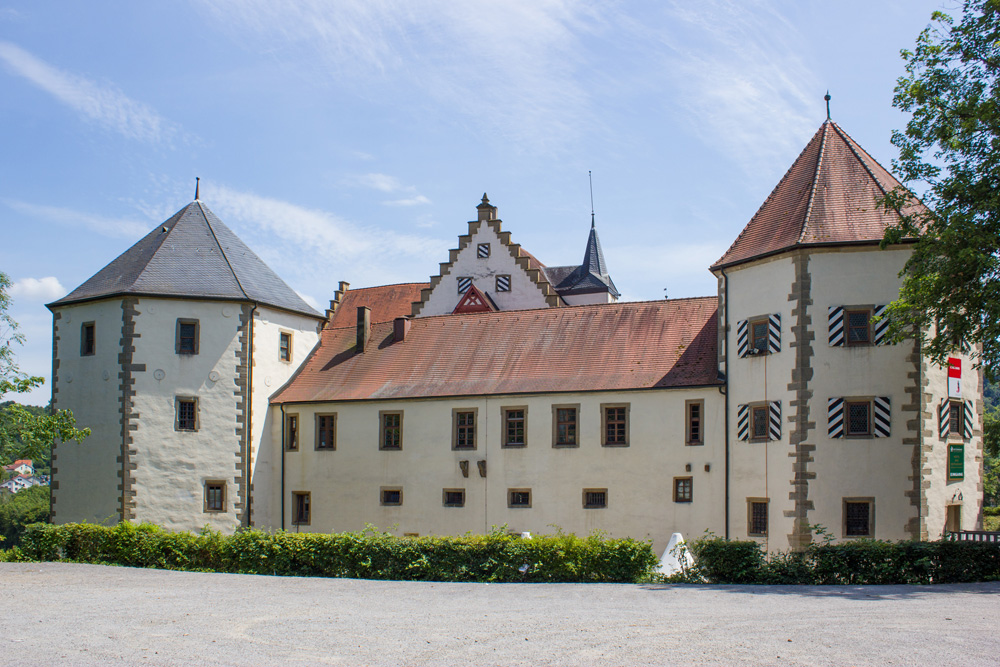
[47,199,325,532]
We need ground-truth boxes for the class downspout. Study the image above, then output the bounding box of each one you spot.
[280,403,286,531]
[245,303,257,529]
[720,267,731,540]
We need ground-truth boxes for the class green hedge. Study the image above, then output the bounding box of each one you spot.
[1,522,658,583]
[681,536,1000,585]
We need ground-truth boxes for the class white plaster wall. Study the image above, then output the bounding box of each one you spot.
[418,222,551,316]
[249,306,321,529]
[129,298,243,533]
[561,292,614,306]
[51,300,125,525]
[275,388,725,555]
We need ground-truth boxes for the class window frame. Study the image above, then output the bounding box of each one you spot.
[380,487,403,507]
[845,399,872,437]
[204,480,227,513]
[673,477,693,503]
[748,317,769,355]
[747,498,768,537]
[552,404,580,448]
[601,403,630,447]
[452,408,478,451]
[477,242,491,258]
[843,497,875,538]
[750,405,769,442]
[291,491,311,526]
[845,308,872,347]
[315,413,337,451]
[686,399,704,445]
[379,411,403,451]
[442,488,466,507]
[457,277,472,294]
[583,488,608,509]
[507,488,532,508]
[175,318,200,355]
[80,321,96,357]
[495,274,511,292]
[175,396,199,432]
[279,331,293,362]
[502,406,528,448]
[284,413,299,452]
[948,400,965,440]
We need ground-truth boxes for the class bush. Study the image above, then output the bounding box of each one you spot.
[0,486,50,548]
[10,523,658,583]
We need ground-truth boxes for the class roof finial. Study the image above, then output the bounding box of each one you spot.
[588,170,595,229]
[824,91,831,121]
[195,177,200,201]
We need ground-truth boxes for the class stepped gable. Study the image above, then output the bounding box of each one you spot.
[328,283,429,328]
[272,297,720,403]
[712,120,928,270]
[49,201,321,319]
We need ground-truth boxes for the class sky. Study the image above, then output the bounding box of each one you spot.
[1,0,952,405]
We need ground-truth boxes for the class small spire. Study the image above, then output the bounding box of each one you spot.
[824,91,831,121]
[195,177,200,201]
[588,170,595,229]
[481,193,489,205]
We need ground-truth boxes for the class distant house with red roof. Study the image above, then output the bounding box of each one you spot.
[3,460,34,477]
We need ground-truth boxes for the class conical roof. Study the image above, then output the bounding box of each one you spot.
[49,201,322,318]
[712,120,927,270]
[544,220,620,298]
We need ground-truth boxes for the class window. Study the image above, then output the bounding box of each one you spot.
[751,405,769,441]
[279,332,292,362]
[673,477,693,503]
[453,409,477,450]
[457,277,472,294]
[748,318,769,355]
[204,481,226,513]
[508,489,531,508]
[176,319,199,355]
[844,499,874,537]
[503,407,527,448]
[846,309,871,346]
[846,400,871,436]
[443,489,465,507]
[583,488,608,509]
[949,400,964,439]
[496,275,511,292]
[80,322,95,356]
[380,487,402,506]
[316,414,336,450]
[175,397,198,431]
[477,243,491,258]
[747,499,768,537]
[292,492,310,525]
[285,414,299,451]
[686,400,704,445]
[380,411,402,450]
[602,404,629,447]
[553,405,579,447]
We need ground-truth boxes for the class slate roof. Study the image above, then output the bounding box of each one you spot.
[712,120,927,270]
[272,297,720,403]
[49,201,322,318]
[541,221,619,298]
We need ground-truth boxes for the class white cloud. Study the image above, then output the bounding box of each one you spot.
[10,276,65,302]
[384,195,431,207]
[4,199,150,239]
[295,291,322,312]
[352,173,404,193]
[0,40,178,143]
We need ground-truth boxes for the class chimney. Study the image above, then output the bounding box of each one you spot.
[356,306,370,353]
[476,193,497,222]
[393,317,410,342]
[325,280,351,322]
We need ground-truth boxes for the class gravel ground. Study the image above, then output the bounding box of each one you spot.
[0,562,997,666]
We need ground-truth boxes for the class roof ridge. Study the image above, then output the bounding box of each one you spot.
[798,120,831,245]
[830,121,890,199]
[198,201,251,302]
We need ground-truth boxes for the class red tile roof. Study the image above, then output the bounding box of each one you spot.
[712,121,928,269]
[273,297,719,403]
[328,283,429,329]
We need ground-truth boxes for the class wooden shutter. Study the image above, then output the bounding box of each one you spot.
[768,401,781,441]
[964,400,974,439]
[873,305,891,345]
[768,314,781,354]
[828,307,844,346]
[828,397,844,438]
[737,404,749,441]
[938,398,951,439]
[736,320,749,358]
[873,396,891,438]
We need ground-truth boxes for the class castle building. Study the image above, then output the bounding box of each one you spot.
[49,119,983,552]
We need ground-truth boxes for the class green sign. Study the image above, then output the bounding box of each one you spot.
[948,444,964,480]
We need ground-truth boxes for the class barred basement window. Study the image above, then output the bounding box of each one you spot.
[846,401,871,436]
[747,499,768,537]
[846,309,871,346]
[279,331,292,362]
[508,489,531,508]
[844,499,873,537]
[204,481,226,513]
[381,487,403,506]
[674,477,693,503]
[443,489,465,507]
[80,322,96,356]
[292,492,310,525]
[503,408,527,448]
[176,319,199,355]
[453,409,477,450]
[176,397,198,432]
[686,400,704,445]
[285,414,299,451]
[602,404,629,446]
[583,489,608,509]
[380,412,402,450]
[316,414,337,450]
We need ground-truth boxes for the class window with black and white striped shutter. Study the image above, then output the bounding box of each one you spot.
[737,404,749,441]
[768,400,781,441]
[457,277,472,294]
[829,305,891,346]
[829,397,890,437]
[736,320,749,358]
[873,396,891,438]
[963,400,974,439]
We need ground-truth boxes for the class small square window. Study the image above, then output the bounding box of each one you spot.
[443,489,465,507]
[381,487,403,506]
[316,414,337,450]
[279,332,292,362]
[457,277,472,294]
[602,404,628,446]
[453,409,477,450]
[674,477,693,503]
[846,401,871,436]
[285,414,299,451]
[687,400,704,445]
[380,411,402,450]
[748,499,768,536]
[844,499,873,537]
[751,405,769,441]
[503,407,527,448]
[846,309,871,346]
[80,322,96,356]
[508,489,531,508]
[205,481,226,513]
[553,405,579,447]
[496,275,511,292]
[176,319,199,355]
[749,318,769,355]
[477,243,491,258]
[583,489,607,509]
[292,491,310,525]
[176,397,198,432]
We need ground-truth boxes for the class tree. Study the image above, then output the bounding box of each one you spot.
[880,0,1000,376]
[0,271,88,463]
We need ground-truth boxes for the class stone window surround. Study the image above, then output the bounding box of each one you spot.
[380,411,403,451]
[443,488,465,507]
[501,406,528,448]
[80,321,96,357]
[204,480,227,513]
[583,488,608,509]
[315,413,337,450]
[747,497,768,537]
[686,399,704,445]
[600,403,630,447]
[551,404,581,448]
[673,476,693,503]
[279,330,293,363]
[380,486,403,506]
[291,491,311,525]
[284,413,299,452]
[843,497,875,538]
[174,396,199,432]
[175,318,200,355]
[452,407,478,451]
[508,488,532,508]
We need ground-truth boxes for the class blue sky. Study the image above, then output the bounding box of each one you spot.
[1,0,948,405]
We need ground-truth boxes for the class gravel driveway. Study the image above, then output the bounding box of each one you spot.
[1,562,997,666]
